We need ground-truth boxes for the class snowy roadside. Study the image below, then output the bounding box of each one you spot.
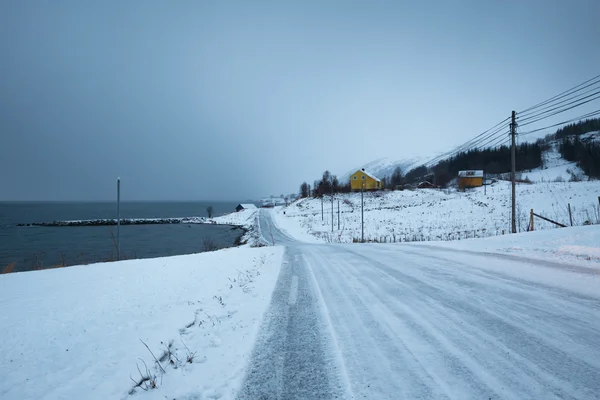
[273,180,600,244]
[0,245,284,400]
[211,208,262,247]
[409,224,600,270]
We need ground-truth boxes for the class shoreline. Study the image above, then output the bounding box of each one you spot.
[16,217,218,227]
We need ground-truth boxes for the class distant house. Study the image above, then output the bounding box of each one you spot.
[260,198,286,208]
[235,203,257,212]
[417,181,437,189]
[350,168,382,191]
[458,170,483,190]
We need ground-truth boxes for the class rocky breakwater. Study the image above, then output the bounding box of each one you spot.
[16,217,210,227]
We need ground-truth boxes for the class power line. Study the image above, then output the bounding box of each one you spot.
[519,109,600,137]
[408,73,600,178]
[480,133,510,150]
[517,91,600,125]
[518,74,600,114]
[472,130,510,150]
[423,123,508,167]
[518,85,600,120]
[423,120,510,167]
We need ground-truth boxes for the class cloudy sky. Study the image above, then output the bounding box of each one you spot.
[1,1,599,201]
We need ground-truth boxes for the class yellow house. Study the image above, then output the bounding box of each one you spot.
[458,170,483,189]
[350,169,382,191]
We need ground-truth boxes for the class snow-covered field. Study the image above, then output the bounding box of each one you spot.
[0,245,284,400]
[273,180,600,244]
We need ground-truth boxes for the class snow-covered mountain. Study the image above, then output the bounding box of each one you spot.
[342,130,600,182]
[340,156,428,181]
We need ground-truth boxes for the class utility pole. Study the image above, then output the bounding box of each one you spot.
[117,177,121,261]
[337,199,340,230]
[331,187,334,232]
[510,110,517,234]
[361,181,364,243]
[484,170,486,196]
[321,195,323,221]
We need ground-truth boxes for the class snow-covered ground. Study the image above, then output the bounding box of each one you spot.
[240,210,600,399]
[411,224,600,270]
[0,245,284,400]
[210,208,257,228]
[522,139,587,183]
[212,208,262,246]
[273,180,600,244]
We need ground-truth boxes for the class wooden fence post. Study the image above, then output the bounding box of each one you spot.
[568,203,573,226]
[530,209,534,231]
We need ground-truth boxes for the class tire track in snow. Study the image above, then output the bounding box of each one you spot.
[339,246,600,399]
[236,247,346,399]
[303,246,448,399]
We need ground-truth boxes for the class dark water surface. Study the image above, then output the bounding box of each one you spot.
[0,201,243,272]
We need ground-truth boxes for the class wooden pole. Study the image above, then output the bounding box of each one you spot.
[568,203,573,226]
[511,110,517,234]
[331,188,334,232]
[321,196,323,221]
[530,209,534,231]
[532,212,567,228]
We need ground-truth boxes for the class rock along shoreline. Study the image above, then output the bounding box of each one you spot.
[15,217,228,227]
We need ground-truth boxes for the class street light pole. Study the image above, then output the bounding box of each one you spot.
[117,177,121,261]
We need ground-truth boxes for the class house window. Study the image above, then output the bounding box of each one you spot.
[362,175,365,180]
[353,176,357,180]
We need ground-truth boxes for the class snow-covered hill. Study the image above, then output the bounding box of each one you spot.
[340,155,428,181]
[273,180,600,245]
[341,131,599,183]
[522,130,599,183]
[580,130,600,143]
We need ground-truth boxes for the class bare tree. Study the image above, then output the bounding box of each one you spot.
[300,182,309,198]
[391,166,405,188]
[206,205,214,218]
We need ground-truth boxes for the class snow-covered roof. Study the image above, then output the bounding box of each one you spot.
[237,203,257,209]
[458,170,484,178]
[353,169,381,182]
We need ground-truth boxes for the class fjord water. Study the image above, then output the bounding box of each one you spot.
[0,201,242,272]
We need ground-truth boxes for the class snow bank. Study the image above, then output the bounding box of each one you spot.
[412,224,600,269]
[210,208,257,228]
[0,246,284,400]
[274,180,600,244]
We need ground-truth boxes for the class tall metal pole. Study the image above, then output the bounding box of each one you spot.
[117,177,121,260]
[361,181,364,243]
[484,170,486,196]
[510,110,517,234]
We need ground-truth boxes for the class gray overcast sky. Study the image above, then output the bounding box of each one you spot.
[1,1,599,201]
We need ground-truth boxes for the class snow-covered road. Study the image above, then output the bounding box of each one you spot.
[238,209,600,399]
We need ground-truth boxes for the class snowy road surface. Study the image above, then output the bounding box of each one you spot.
[238,209,600,399]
